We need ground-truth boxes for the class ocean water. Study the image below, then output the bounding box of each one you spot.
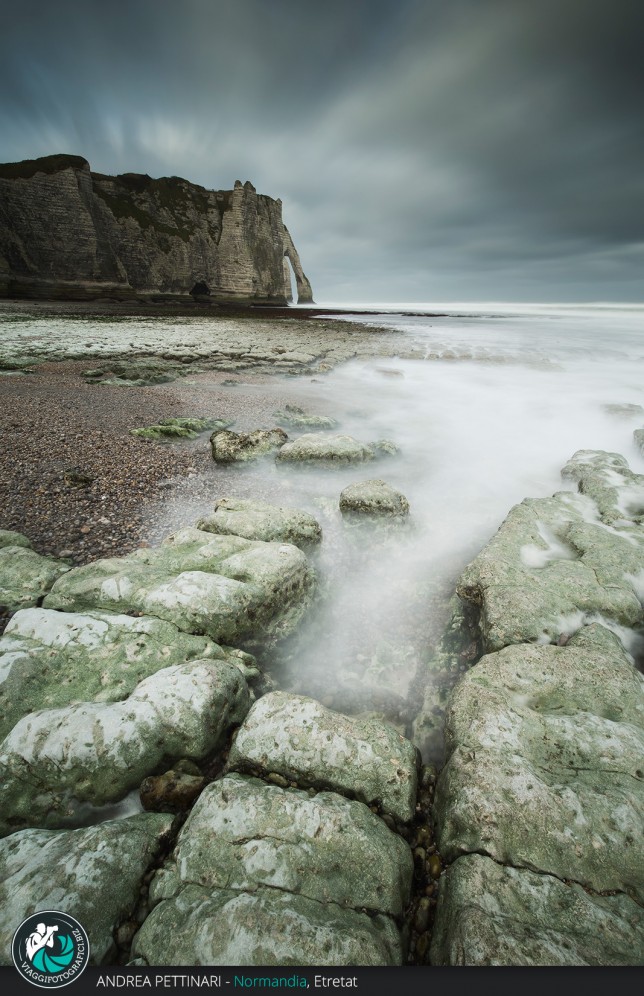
[259,302,644,733]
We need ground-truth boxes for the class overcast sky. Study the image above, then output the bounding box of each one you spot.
[1,0,642,303]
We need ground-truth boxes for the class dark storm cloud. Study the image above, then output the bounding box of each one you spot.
[1,0,642,301]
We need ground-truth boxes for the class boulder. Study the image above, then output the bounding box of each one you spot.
[0,533,69,611]
[0,606,252,740]
[434,624,644,900]
[131,884,403,966]
[0,659,250,834]
[150,773,412,915]
[430,854,644,966]
[0,814,173,965]
[457,486,644,653]
[196,498,322,548]
[276,433,397,465]
[43,527,315,646]
[210,428,287,463]
[228,691,418,823]
[339,479,410,518]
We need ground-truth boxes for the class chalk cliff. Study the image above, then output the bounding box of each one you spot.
[0,154,314,304]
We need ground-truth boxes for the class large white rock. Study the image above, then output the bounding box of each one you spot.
[0,660,250,835]
[0,814,173,965]
[434,624,644,900]
[43,528,315,646]
[196,497,322,548]
[151,773,412,916]
[131,885,404,966]
[0,606,252,740]
[430,854,644,966]
[228,691,418,823]
[0,532,69,611]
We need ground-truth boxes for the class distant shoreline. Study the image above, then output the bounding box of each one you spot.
[0,297,448,321]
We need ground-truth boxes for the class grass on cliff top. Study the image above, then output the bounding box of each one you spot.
[92,172,231,243]
[0,154,89,180]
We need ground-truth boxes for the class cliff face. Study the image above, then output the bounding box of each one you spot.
[0,154,314,304]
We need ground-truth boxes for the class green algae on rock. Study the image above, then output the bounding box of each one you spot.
[0,606,253,740]
[131,417,233,441]
[43,527,315,646]
[339,479,410,518]
[151,772,412,915]
[0,659,250,835]
[0,813,174,965]
[197,497,322,548]
[273,407,338,429]
[434,624,644,900]
[430,854,644,967]
[0,532,70,612]
[228,691,418,823]
[131,883,404,966]
[276,433,398,466]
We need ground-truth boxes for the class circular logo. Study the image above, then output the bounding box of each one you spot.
[11,911,90,988]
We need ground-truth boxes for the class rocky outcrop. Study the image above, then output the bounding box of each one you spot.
[276,433,398,465]
[0,530,69,612]
[0,814,174,965]
[42,526,315,647]
[0,659,250,835]
[429,450,644,966]
[228,691,419,823]
[132,772,412,965]
[197,498,322,548]
[0,606,255,741]
[0,154,313,304]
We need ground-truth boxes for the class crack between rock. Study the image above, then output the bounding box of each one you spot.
[173,875,403,924]
[445,848,644,909]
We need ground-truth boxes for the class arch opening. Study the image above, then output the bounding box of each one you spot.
[283,255,296,304]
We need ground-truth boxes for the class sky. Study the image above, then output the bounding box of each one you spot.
[1,0,642,303]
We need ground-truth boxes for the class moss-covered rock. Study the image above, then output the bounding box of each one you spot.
[273,408,338,429]
[457,483,644,653]
[131,883,403,966]
[0,659,250,834]
[131,417,233,441]
[276,433,398,465]
[197,498,322,548]
[151,772,412,915]
[430,854,644,966]
[43,527,315,647]
[0,814,174,965]
[339,479,410,518]
[228,691,418,823]
[0,606,251,740]
[0,535,70,612]
[434,624,644,900]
